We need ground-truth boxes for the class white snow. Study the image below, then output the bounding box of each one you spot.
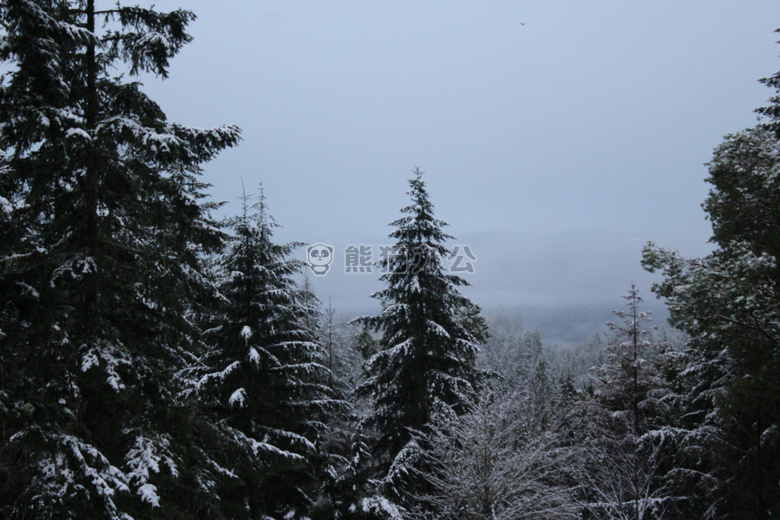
[229,428,306,463]
[137,483,160,507]
[197,360,242,389]
[0,196,12,215]
[79,343,129,391]
[65,127,92,141]
[426,319,450,339]
[359,496,404,520]
[241,325,252,340]
[228,388,247,408]
[33,433,131,510]
[81,352,99,372]
[126,435,178,509]
[248,346,261,366]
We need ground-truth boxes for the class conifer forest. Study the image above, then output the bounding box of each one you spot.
[1,2,780,519]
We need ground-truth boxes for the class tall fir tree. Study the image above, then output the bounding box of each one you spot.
[355,168,485,494]
[0,2,240,518]
[199,184,333,519]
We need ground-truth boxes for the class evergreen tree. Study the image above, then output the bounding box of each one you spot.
[354,325,379,362]
[199,185,332,519]
[644,133,780,518]
[756,28,780,140]
[583,285,674,520]
[593,284,669,436]
[355,168,485,489]
[0,2,240,517]
[643,59,780,516]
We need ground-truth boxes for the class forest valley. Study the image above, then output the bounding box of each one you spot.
[1,2,779,520]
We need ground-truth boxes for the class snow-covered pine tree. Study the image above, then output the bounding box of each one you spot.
[199,184,333,519]
[643,124,780,519]
[354,168,485,497]
[640,53,780,517]
[582,285,674,520]
[593,284,669,436]
[354,324,379,362]
[756,28,780,142]
[0,2,240,518]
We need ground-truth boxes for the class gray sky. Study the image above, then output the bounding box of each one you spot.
[144,1,779,328]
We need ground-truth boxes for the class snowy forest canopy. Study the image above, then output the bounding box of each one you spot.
[0,2,779,520]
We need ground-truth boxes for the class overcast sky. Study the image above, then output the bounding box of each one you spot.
[143,1,779,324]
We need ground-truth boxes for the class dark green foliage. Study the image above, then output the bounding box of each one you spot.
[355,167,485,476]
[757,28,780,139]
[639,46,780,518]
[703,126,780,262]
[199,185,333,519]
[643,125,780,518]
[354,325,378,361]
[0,1,240,517]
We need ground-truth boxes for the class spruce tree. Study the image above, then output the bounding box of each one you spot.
[199,185,332,519]
[0,2,240,518]
[355,168,485,478]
